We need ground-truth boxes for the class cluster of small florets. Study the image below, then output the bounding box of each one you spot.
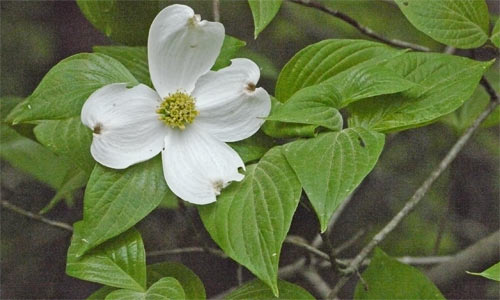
[156,91,199,129]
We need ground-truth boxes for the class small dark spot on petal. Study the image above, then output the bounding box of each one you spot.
[358,136,366,148]
[190,44,197,48]
[246,82,256,92]
[403,1,409,5]
[93,123,102,134]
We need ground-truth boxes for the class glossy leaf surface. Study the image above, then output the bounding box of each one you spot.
[354,248,444,299]
[199,147,301,296]
[77,0,160,46]
[7,53,137,123]
[467,262,500,282]
[67,225,147,292]
[348,53,493,132]
[267,84,343,131]
[225,279,314,299]
[284,128,385,231]
[105,277,185,300]
[93,46,151,87]
[147,262,206,299]
[248,0,282,38]
[395,0,489,48]
[275,39,399,102]
[75,156,175,256]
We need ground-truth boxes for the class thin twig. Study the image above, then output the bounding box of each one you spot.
[356,270,369,291]
[212,0,220,22]
[1,200,73,232]
[333,229,365,256]
[480,77,500,102]
[285,235,330,261]
[278,257,307,278]
[321,232,341,274]
[300,265,331,298]
[443,46,456,54]
[147,246,227,258]
[320,255,454,269]
[328,100,499,298]
[287,0,430,52]
[428,230,500,290]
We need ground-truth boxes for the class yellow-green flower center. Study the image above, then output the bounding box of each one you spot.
[156,91,199,130]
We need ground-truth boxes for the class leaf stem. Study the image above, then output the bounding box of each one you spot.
[1,200,73,232]
[320,231,341,274]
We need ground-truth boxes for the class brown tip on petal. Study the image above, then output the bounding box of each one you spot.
[213,180,224,195]
[246,82,256,92]
[93,123,102,135]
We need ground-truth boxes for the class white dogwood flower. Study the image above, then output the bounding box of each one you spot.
[81,4,271,204]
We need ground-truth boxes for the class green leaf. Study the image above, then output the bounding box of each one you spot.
[467,262,500,281]
[267,84,343,131]
[492,19,500,47]
[441,60,499,133]
[199,147,302,296]
[77,0,160,46]
[348,53,493,132]
[0,125,70,189]
[228,131,275,163]
[40,168,89,214]
[147,262,206,299]
[225,279,314,299]
[283,128,385,232]
[67,224,147,292]
[1,96,23,121]
[93,46,151,87]
[248,0,282,38]
[34,118,94,174]
[105,277,185,300]
[262,98,318,138]
[395,0,489,49]
[275,39,400,102]
[237,48,279,80]
[7,53,137,123]
[212,36,247,71]
[482,106,500,128]
[354,248,445,299]
[86,262,205,300]
[75,156,174,256]
[87,286,117,300]
[1,97,88,210]
[327,64,416,108]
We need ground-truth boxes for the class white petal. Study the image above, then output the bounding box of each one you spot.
[192,58,271,142]
[162,125,244,205]
[148,4,225,98]
[81,83,168,169]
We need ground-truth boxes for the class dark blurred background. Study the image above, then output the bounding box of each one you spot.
[1,0,499,299]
